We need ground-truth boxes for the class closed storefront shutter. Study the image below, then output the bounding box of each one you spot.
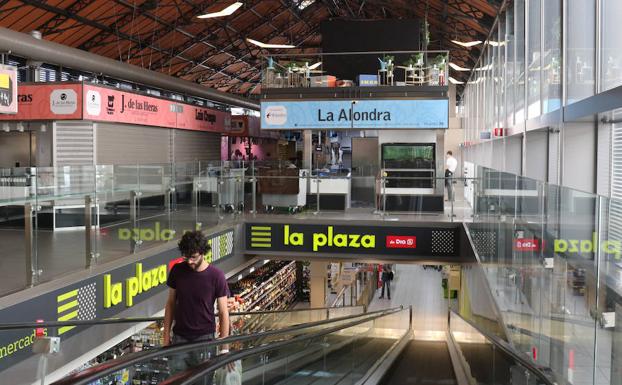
[173,130,221,163]
[54,121,94,166]
[610,109,622,240]
[96,123,171,165]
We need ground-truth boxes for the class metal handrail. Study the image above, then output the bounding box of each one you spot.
[450,310,556,385]
[0,305,365,330]
[52,307,396,385]
[160,306,406,385]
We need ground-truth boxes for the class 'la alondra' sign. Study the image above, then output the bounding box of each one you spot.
[261,99,448,130]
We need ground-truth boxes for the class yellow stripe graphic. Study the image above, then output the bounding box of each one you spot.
[0,74,9,89]
[251,226,271,231]
[57,290,78,302]
[58,310,78,321]
[58,300,78,314]
[59,326,75,335]
[251,232,271,236]
[251,243,271,248]
[251,237,271,242]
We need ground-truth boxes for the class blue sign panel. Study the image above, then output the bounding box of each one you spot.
[261,99,448,130]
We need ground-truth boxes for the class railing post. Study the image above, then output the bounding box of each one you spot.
[130,190,141,253]
[381,174,387,216]
[84,195,95,268]
[24,203,39,286]
[315,174,320,214]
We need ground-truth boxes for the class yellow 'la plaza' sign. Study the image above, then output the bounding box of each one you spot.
[103,263,168,308]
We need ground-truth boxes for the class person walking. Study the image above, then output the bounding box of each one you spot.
[379,265,393,300]
[163,230,230,383]
[445,151,458,202]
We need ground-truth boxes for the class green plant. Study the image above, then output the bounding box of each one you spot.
[434,54,448,69]
[404,53,424,67]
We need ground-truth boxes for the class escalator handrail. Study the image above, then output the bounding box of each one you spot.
[450,310,556,385]
[0,305,365,330]
[160,306,407,385]
[52,307,399,385]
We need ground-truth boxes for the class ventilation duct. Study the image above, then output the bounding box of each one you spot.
[0,27,259,110]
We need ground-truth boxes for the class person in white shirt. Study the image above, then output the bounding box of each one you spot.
[445,151,458,201]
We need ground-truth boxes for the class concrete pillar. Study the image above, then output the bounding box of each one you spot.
[302,130,312,170]
[309,261,327,308]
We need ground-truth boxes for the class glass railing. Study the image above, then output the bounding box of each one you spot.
[463,164,618,385]
[52,307,409,385]
[449,310,555,385]
[0,306,366,385]
[0,161,474,297]
[260,51,450,89]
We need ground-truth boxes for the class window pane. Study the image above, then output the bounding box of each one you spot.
[542,0,561,113]
[527,0,541,118]
[601,0,622,91]
[567,0,595,104]
[515,0,526,122]
[505,5,515,127]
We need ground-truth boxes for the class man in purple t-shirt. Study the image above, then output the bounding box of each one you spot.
[163,231,230,377]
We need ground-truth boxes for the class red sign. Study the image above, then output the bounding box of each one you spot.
[513,238,540,251]
[83,85,231,132]
[0,65,18,114]
[0,83,83,120]
[386,235,417,249]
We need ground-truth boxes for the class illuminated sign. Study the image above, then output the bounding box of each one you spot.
[386,235,417,249]
[260,99,449,130]
[513,238,540,252]
[246,223,458,256]
[554,232,621,258]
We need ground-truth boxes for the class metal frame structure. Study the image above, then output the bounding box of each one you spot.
[0,0,504,96]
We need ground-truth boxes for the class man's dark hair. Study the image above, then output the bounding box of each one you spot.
[178,230,210,257]
[447,151,453,156]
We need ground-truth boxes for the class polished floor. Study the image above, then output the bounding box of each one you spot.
[368,264,450,341]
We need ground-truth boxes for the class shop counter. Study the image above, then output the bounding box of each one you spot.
[309,174,351,210]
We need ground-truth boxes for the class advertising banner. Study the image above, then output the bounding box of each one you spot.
[246,223,458,257]
[83,85,231,132]
[0,65,18,114]
[0,83,83,120]
[261,99,449,130]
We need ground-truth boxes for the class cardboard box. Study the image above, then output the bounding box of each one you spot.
[357,74,379,87]
[310,75,336,87]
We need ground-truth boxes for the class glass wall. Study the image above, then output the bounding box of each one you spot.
[567,0,595,104]
[527,0,541,118]
[515,0,526,123]
[601,0,622,91]
[542,0,561,113]
[504,6,514,127]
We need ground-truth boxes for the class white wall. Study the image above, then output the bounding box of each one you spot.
[563,122,596,193]
[525,130,548,182]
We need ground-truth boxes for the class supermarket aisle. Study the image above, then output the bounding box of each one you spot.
[368,264,449,340]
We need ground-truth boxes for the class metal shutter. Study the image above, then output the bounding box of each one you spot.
[610,109,622,240]
[54,121,94,166]
[173,130,221,163]
[96,123,171,165]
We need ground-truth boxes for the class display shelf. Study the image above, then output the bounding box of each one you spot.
[244,264,296,310]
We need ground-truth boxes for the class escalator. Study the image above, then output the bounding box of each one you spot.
[52,307,555,385]
[380,340,457,385]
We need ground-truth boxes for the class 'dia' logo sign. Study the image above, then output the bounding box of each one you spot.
[386,236,417,249]
[264,105,287,125]
[513,238,540,252]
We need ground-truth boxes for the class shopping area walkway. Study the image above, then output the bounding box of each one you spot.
[368,264,449,341]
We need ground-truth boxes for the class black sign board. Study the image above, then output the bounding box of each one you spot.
[246,223,458,257]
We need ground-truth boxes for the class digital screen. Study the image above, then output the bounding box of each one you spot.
[382,143,435,169]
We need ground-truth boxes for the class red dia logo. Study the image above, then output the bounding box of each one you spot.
[386,236,417,249]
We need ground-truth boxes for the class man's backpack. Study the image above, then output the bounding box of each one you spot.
[389,271,394,281]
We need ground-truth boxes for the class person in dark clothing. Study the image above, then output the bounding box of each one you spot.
[163,231,230,383]
[379,265,393,300]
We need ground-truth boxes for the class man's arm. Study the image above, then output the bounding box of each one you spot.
[217,295,230,339]
[162,288,176,346]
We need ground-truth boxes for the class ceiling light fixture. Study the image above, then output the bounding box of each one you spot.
[451,39,483,48]
[246,38,295,49]
[448,77,464,85]
[308,61,322,70]
[197,2,243,19]
[486,40,507,47]
[449,62,470,72]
